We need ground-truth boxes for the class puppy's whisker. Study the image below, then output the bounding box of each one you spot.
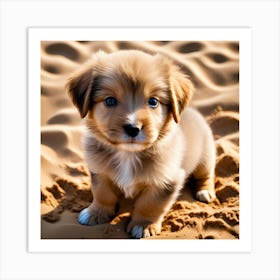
[108,128,120,134]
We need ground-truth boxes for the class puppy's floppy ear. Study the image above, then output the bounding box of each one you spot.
[66,64,95,118]
[168,65,194,123]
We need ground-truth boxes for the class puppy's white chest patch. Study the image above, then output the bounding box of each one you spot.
[113,151,140,198]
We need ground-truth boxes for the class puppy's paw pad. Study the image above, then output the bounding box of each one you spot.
[195,190,215,203]
[131,225,144,239]
[78,208,97,226]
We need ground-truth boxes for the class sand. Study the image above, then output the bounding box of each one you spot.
[40,41,239,239]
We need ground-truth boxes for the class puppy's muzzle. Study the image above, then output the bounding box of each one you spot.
[123,124,140,138]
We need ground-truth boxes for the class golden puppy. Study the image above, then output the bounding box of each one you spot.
[66,50,216,238]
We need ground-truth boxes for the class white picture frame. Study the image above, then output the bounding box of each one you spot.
[29,27,251,253]
[1,1,279,279]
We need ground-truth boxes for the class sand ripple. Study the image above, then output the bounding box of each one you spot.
[41,40,239,239]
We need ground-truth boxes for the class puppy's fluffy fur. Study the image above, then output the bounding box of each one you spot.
[66,50,216,238]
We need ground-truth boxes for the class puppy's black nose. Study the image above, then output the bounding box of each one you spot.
[123,124,140,138]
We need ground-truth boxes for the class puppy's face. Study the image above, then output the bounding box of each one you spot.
[66,50,193,152]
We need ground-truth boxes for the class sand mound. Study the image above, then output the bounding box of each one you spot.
[41,41,239,239]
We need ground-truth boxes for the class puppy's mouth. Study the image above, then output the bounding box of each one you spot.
[118,123,159,151]
[117,142,148,152]
[116,135,154,152]
[107,128,157,152]
[90,122,159,152]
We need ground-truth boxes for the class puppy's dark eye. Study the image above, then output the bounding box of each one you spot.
[104,97,118,107]
[148,97,159,108]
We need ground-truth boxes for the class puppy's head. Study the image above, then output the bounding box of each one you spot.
[66,50,193,152]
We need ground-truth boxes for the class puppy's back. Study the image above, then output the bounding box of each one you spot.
[180,108,215,176]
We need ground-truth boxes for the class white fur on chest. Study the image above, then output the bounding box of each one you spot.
[113,151,141,198]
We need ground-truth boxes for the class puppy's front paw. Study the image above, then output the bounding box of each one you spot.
[128,222,161,239]
[78,208,98,226]
[78,207,111,226]
[195,189,215,203]
[131,225,145,239]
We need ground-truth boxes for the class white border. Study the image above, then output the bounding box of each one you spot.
[1,1,279,279]
[28,27,252,253]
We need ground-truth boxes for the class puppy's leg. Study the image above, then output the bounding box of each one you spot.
[78,173,119,226]
[194,175,215,203]
[193,155,216,203]
[127,171,185,238]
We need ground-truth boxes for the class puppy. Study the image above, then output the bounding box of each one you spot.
[66,50,216,238]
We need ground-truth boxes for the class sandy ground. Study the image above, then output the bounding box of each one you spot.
[40,41,239,239]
